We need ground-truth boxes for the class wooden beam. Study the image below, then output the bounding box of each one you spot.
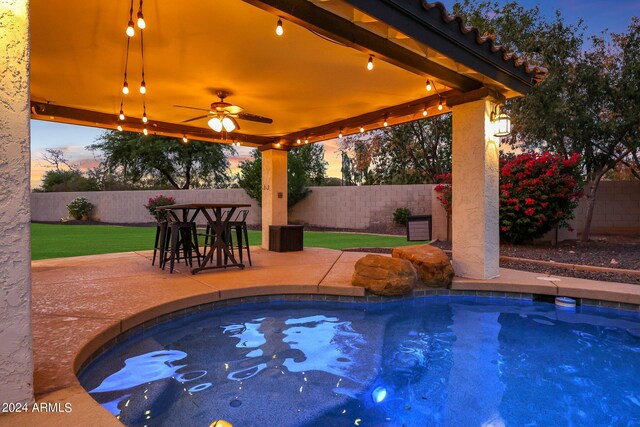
[445,87,505,107]
[242,0,481,92]
[30,102,276,147]
[278,90,458,145]
[343,0,535,95]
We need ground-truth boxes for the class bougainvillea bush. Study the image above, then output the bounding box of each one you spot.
[434,152,583,244]
[144,195,176,221]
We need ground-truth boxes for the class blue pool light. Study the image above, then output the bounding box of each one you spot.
[372,386,387,403]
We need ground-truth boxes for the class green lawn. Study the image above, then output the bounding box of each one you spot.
[30,223,422,260]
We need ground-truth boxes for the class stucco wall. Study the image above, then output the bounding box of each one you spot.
[30,181,640,235]
[0,0,34,404]
[31,189,260,226]
[575,181,640,234]
[289,184,433,229]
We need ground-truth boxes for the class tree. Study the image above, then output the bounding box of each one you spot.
[339,115,452,185]
[39,148,99,192]
[452,2,640,241]
[88,131,235,189]
[237,144,328,207]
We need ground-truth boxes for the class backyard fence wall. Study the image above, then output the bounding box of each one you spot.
[30,181,640,236]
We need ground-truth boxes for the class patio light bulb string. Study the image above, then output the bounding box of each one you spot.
[122,36,131,95]
[426,80,432,92]
[276,18,284,36]
[367,55,374,71]
[140,30,146,95]
[433,83,445,111]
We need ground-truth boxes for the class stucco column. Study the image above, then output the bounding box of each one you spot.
[0,0,34,403]
[451,98,500,279]
[261,148,288,249]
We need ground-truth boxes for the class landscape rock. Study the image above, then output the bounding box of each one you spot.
[352,254,417,296]
[392,245,454,288]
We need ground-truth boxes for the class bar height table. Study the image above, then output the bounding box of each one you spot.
[157,203,251,274]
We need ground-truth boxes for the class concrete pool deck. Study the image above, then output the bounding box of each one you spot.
[1,247,639,426]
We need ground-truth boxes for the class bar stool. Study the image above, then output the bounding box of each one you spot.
[163,221,201,273]
[151,221,169,267]
[227,210,252,266]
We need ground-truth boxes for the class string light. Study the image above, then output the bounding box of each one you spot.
[139,80,146,94]
[360,126,365,133]
[182,135,188,143]
[122,81,129,94]
[304,138,309,144]
[137,0,146,29]
[367,55,374,71]
[142,108,148,123]
[438,97,444,111]
[297,139,301,144]
[276,18,283,36]
[143,128,148,135]
[126,0,135,37]
[426,80,432,92]
[423,109,427,117]
[338,130,343,139]
[117,124,123,132]
[119,111,125,120]
[383,116,388,127]
[275,142,281,148]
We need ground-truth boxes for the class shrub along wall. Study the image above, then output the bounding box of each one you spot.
[30,181,639,235]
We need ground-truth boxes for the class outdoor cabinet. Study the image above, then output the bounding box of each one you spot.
[406,215,432,241]
[269,225,304,252]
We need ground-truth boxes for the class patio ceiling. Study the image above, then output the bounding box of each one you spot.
[30,0,543,148]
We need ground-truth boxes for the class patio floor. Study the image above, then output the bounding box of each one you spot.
[1,247,639,426]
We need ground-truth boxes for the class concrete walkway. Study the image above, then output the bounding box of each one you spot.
[1,247,639,426]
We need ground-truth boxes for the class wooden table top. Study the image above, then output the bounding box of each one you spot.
[156,203,251,209]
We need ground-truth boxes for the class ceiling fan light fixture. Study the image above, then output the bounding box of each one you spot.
[222,117,236,132]
[208,117,223,132]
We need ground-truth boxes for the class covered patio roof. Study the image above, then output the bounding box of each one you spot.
[30,0,544,148]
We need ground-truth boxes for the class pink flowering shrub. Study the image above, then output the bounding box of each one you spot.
[144,195,176,221]
[434,152,583,244]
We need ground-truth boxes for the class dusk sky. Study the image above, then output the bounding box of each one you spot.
[30,0,640,188]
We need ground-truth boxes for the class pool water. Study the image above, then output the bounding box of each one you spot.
[78,297,640,426]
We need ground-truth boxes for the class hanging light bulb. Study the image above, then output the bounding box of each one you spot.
[119,110,125,121]
[208,117,223,132]
[338,131,343,139]
[122,81,129,95]
[426,80,432,92]
[423,109,427,117]
[276,18,284,36]
[275,142,281,148]
[137,0,146,31]
[360,126,365,133]
[304,138,309,144]
[117,124,123,132]
[143,127,148,135]
[139,80,146,94]
[367,55,374,71]
[383,117,388,127]
[296,139,301,144]
[222,117,236,132]
[142,113,148,123]
[438,97,444,111]
[126,20,135,37]
[182,135,188,143]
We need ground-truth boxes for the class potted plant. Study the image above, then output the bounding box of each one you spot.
[145,195,176,222]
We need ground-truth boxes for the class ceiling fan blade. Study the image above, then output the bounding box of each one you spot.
[230,117,241,131]
[174,104,211,112]
[182,114,210,123]
[237,112,273,124]
[223,105,244,115]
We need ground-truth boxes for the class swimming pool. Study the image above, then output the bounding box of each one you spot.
[79,297,640,426]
